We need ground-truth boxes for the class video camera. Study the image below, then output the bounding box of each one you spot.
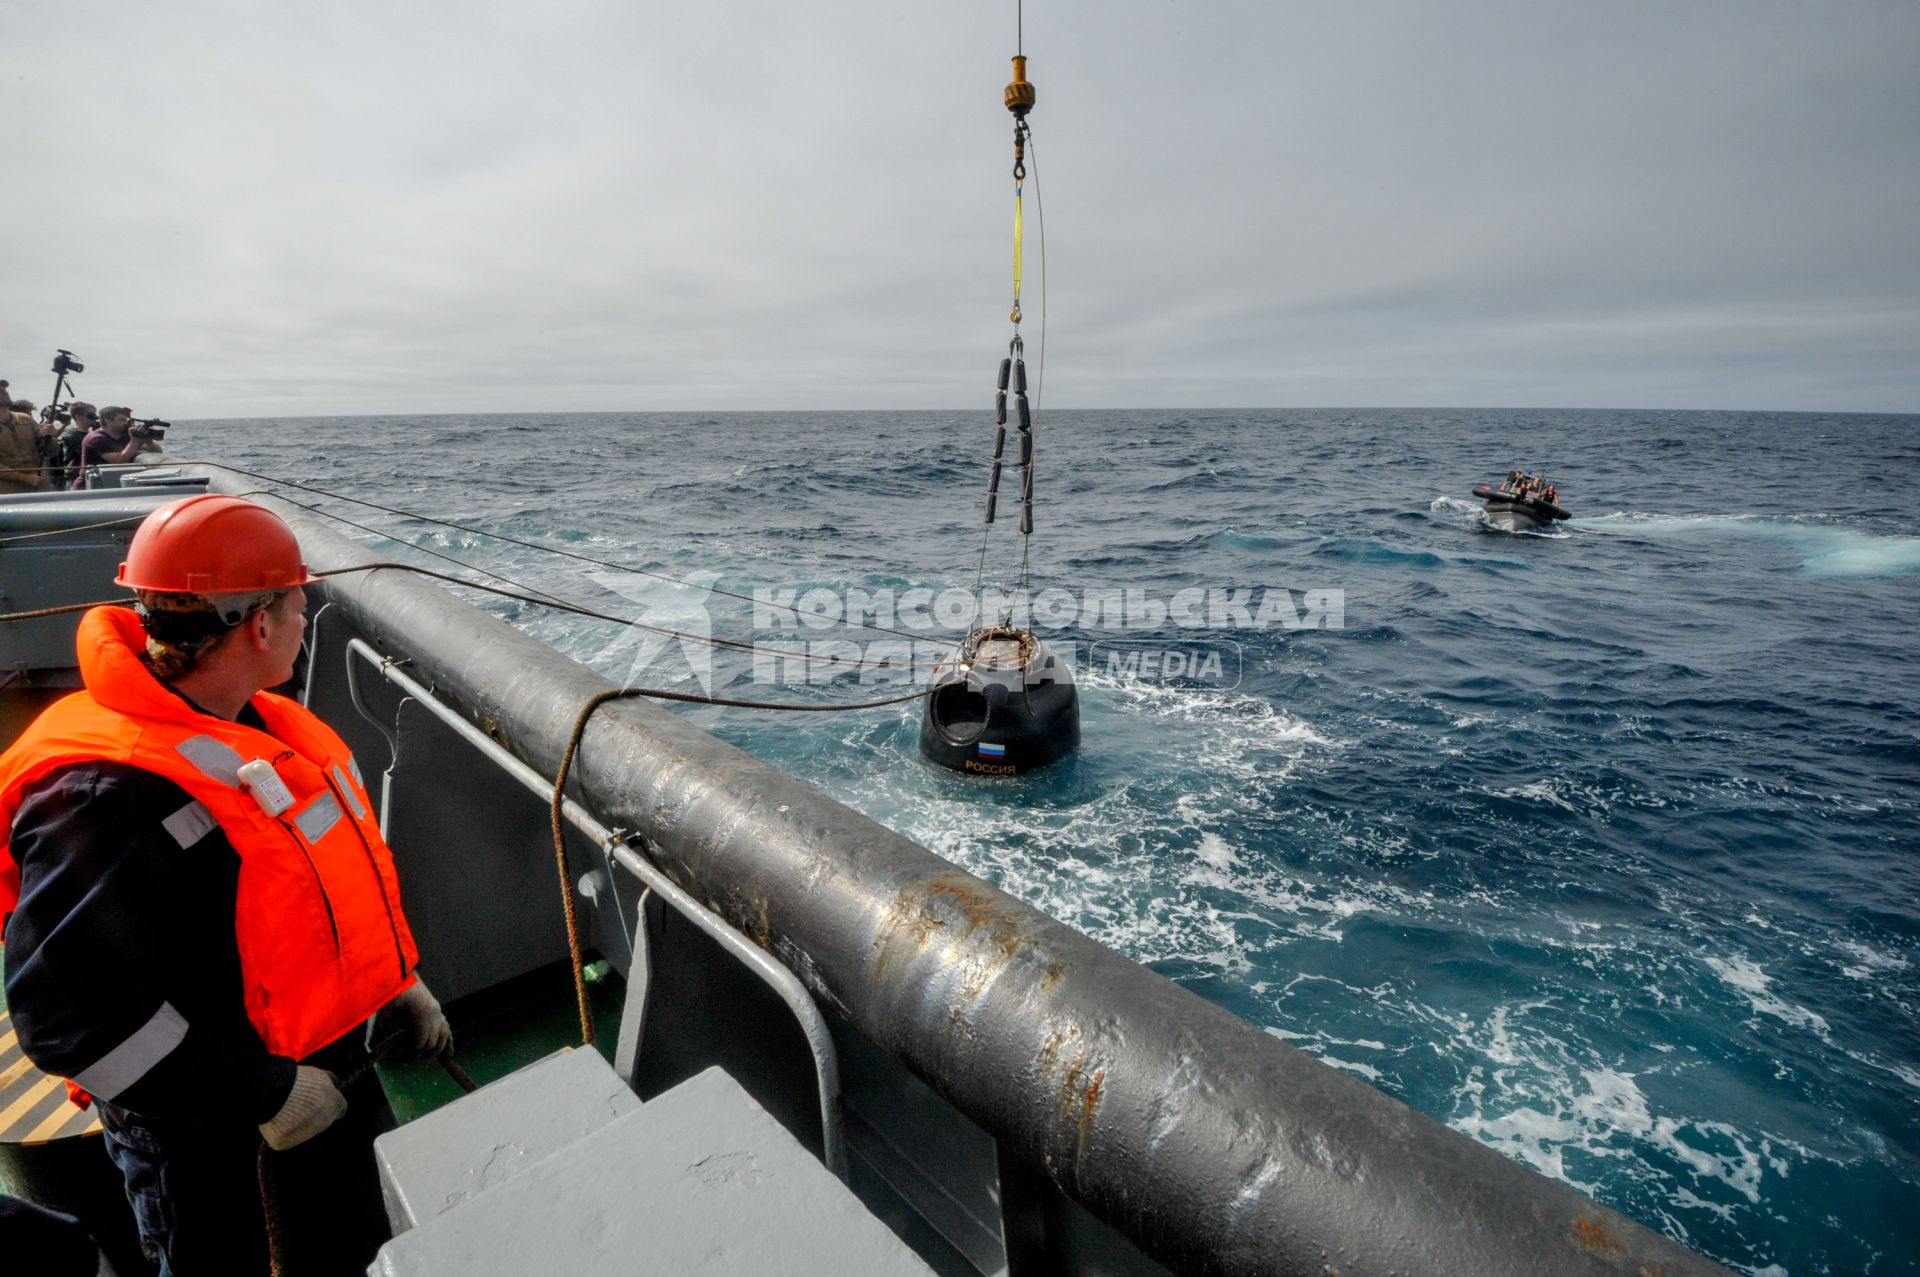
[47,349,82,430]
[129,416,170,441]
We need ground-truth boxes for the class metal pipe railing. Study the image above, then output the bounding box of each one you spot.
[340,637,848,1178]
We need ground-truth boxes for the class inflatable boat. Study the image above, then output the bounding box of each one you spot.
[1474,483,1570,530]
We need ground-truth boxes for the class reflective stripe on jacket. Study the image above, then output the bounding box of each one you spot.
[1,606,418,1061]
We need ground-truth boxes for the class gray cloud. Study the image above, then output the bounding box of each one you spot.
[3,0,1915,416]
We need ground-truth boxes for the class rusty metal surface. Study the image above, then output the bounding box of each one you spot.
[208,467,1735,1277]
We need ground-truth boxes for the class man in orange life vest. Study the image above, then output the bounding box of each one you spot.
[0,494,450,1275]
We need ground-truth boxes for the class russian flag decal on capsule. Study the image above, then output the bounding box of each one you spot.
[977,742,1007,758]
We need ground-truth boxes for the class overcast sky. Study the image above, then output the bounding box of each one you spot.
[3,1,1916,417]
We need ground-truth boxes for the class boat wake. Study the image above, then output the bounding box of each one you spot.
[1584,513,1920,577]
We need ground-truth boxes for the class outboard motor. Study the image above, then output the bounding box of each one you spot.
[919,627,1078,776]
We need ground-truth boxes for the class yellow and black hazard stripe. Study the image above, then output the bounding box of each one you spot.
[0,1004,102,1146]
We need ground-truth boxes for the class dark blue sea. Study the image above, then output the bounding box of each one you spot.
[186,408,1918,1276]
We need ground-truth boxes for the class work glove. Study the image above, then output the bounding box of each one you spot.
[373,977,454,1060]
[259,1066,348,1151]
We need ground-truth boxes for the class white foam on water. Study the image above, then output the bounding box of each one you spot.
[1489,778,1584,813]
[1432,997,1808,1235]
[1261,1026,1389,1082]
[1087,667,1335,749]
[1428,494,1487,526]
[1227,873,1429,944]
[1316,1055,1383,1082]
[1193,832,1240,872]
[1482,1001,1542,1067]
[1587,511,1757,530]
[1485,772,1670,819]
[1793,530,1920,577]
[1835,940,1909,980]
[1263,1024,1387,1052]
[1670,1185,1739,1224]
[1583,512,1920,577]
[1450,1102,1587,1188]
[746,668,1360,978]
[1838,1046,1920,1094]
[1702,954,1832,1040]
[866,774,1272,975]
[1647,1118,1769,1206]
[1454,1065,1774,1205]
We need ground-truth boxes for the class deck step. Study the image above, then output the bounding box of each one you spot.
[370,1062,934,1276]
[376,1047,642,1231]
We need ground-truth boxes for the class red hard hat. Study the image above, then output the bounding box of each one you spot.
[116,495,317,594]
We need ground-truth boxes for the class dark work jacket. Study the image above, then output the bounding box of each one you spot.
[3,751,299,1124]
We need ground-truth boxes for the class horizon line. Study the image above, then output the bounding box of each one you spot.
[165,403,1920,423]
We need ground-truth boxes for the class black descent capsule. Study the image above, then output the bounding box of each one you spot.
[919,628,1080,776]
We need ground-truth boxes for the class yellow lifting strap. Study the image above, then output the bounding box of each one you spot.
[1006,54,1034,326]
[1012,187,1024,325]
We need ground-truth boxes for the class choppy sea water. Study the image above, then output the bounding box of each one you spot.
[181,407,1918,1275]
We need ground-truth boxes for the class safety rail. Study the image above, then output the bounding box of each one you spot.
[340,636,848,1179]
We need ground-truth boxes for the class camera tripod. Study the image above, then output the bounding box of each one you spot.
[45,349,86,424]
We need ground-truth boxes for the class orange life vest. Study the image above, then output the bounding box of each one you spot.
[0,606,419,1061]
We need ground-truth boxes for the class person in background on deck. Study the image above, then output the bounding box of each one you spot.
[0,494,453,1276]
[73,405,158,482]
[23,404,67,487]
[57,401,100,487]
[0,399,50,493]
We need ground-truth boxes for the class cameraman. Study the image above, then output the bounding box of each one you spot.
[74,405,159,483]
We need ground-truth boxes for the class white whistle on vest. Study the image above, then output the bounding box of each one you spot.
[238,759,295,817]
